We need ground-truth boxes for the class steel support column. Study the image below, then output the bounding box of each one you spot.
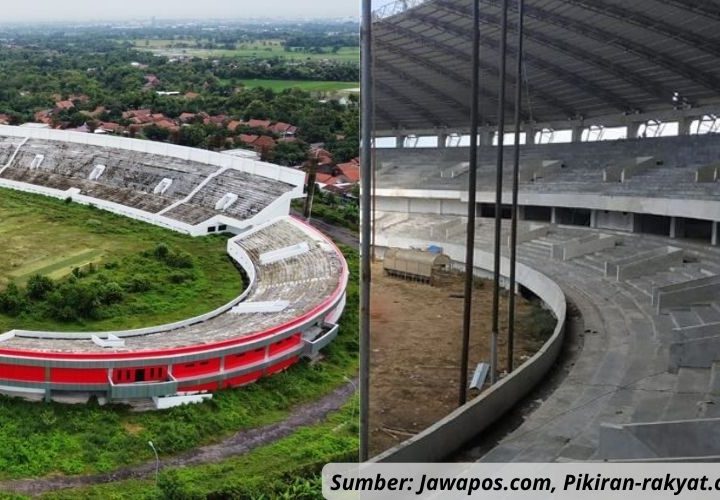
[507,0,524,375]
[491,0,510,385]
[459,0,481,406]
[359,0,373,462]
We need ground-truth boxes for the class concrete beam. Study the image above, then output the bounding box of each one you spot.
[374,104,720,138]
[552,233,617,261]
[507,224,550,247]
[519,160,565,182]
[605,246,684,281]
[603,156,655,183]
[653,274,720,312]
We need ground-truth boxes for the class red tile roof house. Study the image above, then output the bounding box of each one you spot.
[122,109,152,120]
[144,75,161,88]
[179,112,197,123]
[252,135,277,151]
[34,110,53,124]
[238,134,259,146]
[227,120,242,132]
[336,161,360,183]
[98,122,123,134]
[54,100,75,111]
[154,119,180,132]
[270,121,298,137]
[247,119,272,131]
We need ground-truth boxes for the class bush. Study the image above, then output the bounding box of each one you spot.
[154,242,170,260]
[0,283,27,316]
[26,274,54,301]
[165,250,194,269]
[124,274,152,293]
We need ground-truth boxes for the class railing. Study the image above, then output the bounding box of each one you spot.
[373,0,428,20]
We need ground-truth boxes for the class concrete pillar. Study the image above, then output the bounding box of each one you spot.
[518,205,526,221]
[670,217,686,239]
[571,125,585,143]
[479,127,493,146]
[437,132,448,148]
[590,210,598,229]
[679,117,694,136]
[525,128,536,145]
[396,135,406,148]
[627,122,641,139]
[712,221,719,246]
[551,207,558,224]
[631,214,642,233]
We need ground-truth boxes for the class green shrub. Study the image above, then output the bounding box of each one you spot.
[0,283,27,316]
[26,274,54,301]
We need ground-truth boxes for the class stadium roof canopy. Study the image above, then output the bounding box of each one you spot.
[372,0,720,133]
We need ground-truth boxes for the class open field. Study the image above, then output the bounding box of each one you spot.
[132,38,359,62]
[369,263,556,456]
[0,188,242,333]
[238,79,358,92]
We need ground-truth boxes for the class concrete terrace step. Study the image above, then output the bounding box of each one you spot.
[669,309,704,329]
[693,304,720,324]
[662,367,710,421]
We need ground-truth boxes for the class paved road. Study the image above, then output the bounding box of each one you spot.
[292,209,359,248]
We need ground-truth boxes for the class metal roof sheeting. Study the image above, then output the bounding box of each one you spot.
[372,0,720,131]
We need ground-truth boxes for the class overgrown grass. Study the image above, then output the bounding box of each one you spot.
[0,188,242,332]
[0,241,358,481]
[38,402,358,499]
[132,38,360,62]
[238,79,358,93]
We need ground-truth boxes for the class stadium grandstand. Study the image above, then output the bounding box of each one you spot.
[364,0,720,462]
[0,125,348,408]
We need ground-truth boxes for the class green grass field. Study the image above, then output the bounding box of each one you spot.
[238,79,358,92]
[0,188,242,332]
[132,38,359,62]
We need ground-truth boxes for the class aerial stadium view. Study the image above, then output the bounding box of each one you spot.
[365,0,720,467]
[0,1,359,497]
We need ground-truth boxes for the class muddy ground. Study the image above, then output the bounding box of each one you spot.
[369,262,555,456]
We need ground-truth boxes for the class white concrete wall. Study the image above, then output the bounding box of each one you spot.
[376,188,720,223]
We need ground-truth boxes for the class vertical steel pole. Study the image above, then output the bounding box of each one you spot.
[491,0,510,384]
[459,0,481,406]
[359,0,373,462]
[508,0,525,374]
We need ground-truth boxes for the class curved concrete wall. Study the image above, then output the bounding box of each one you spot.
[371,235,567,462]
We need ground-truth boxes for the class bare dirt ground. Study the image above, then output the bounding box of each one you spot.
[369,262,555,456]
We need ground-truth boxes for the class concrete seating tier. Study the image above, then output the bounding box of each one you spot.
[159,170,295,225]
[0,138,294,224]
[375,212,720,461]
[0,218,343,354]
[376,134,720,201]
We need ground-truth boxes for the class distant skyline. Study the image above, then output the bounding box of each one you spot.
[0,0,358,23]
